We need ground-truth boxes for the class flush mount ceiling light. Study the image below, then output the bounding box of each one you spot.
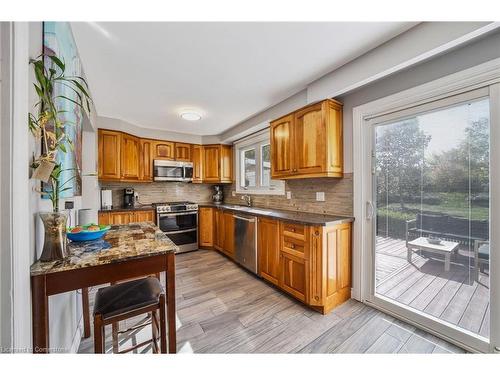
[180,111,202,121]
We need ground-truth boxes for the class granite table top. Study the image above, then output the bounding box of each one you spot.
[198,203,354,226]
[30,222,178,276]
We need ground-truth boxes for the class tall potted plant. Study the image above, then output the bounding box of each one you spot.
[29,54,92,262]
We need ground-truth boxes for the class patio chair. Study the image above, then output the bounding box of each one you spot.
[474,240,489,282]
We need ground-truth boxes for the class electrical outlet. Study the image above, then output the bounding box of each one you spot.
[231,191,236,197]
[64,201,74,209]
[316,192,325,202]
[286,191,291,199]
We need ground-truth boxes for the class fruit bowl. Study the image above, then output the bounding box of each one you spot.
[67,224,111,242]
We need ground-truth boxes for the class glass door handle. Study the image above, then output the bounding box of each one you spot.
[366,201,374,220]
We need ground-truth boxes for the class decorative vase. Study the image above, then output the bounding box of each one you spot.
[39,211,69,262]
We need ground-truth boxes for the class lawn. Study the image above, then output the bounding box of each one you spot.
[378,192,489,221]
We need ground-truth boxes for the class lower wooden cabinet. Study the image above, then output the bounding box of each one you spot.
[198,207,214,248]
[198,206,352,314]
[280,252,308,303]
[98,210,155,225]
[258,217,280,286]
[222,211,235,258]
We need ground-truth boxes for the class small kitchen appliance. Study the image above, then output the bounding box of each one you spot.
[153,201,198,253]
[123,188,135,208]
[212,185,224,204]
[100,189,113,210]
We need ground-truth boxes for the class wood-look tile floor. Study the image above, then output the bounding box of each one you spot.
[78,250,465,354]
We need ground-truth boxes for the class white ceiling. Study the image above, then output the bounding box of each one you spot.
[71,22,415,136]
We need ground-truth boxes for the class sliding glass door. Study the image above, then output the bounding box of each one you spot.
[364,88,494,352]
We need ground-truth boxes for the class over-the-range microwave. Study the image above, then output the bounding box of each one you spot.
[153,160,193,182]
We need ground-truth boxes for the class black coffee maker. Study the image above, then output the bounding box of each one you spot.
[123,187,135,208]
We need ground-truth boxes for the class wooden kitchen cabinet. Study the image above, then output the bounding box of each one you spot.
[258,217,280,286]
[309,223,352,311]
[110,211,135,225]
[121,133,141,181]
[98,129,121,180]
[175,143,192,162]
[134,210,155,222]
[222,211,235,258]
[198,207,214,248]
[98,210,155,225]
[153,140,175,160]
[196,145,233,184]
[270,114,294,178]
[213,208,224,251]
[98,128,231,184]
[200,207,352,314]
[280,251,308,303]
[139,139,153,181]
[270,98,343,179]
[202,145,221,182]
[192,145,203,183]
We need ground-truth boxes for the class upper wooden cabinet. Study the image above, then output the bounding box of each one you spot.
[99,130,151,182]
[270,114,294,178]
[193,144,233,184]
[98,129,121,180]
[121,133,141,181]
[153,140,175,160]
[192,145,203,183]
[175,143,192,162]
[270,99,343,179]
[98,129,232,184]
[139,139,153,181]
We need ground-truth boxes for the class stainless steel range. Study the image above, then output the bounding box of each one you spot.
[154,201,198,253]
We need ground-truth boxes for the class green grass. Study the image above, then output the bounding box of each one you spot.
[378,192,489,221]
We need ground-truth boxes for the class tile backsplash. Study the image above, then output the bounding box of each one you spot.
[101,174,353,217]
[100,182,214,207]
[223,174,353,216]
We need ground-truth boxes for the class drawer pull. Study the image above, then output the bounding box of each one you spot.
[289,244,295,249]
[290,228,295,232]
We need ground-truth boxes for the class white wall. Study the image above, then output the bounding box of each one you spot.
[98,116,205,144]
[28,22,99,352]
[338,29,500,173]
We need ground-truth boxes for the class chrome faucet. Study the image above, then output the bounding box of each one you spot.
[241,194,252,207]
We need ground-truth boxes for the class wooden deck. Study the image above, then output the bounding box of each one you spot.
[376,236,489,338]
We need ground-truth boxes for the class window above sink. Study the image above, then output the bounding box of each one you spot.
[234,128,285,195]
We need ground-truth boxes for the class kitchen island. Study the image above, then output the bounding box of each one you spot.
[30,222,178,353]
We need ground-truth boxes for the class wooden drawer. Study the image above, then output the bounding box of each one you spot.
[282,236,307,258]
[282,222,306,241]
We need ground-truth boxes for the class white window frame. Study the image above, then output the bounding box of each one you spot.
[234,128,285,195]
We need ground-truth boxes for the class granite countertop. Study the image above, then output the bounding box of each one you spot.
[198,203,354,226]
[30,222,177,276]
[99,205,155,213]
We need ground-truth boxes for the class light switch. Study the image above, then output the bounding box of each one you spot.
[286,191,291,199]
[316,192,325,201]
[231,191,236,197]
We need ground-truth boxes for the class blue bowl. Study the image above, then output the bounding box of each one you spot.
[67,225,111,242]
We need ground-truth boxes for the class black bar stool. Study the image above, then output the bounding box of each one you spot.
[93,277,167,353]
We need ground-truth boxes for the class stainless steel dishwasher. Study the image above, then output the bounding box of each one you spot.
[234,213,257,274]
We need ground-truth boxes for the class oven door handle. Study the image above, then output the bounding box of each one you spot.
[158,211,198,217]
[164,228,197,234]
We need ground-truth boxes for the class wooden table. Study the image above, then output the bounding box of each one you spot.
[407,237,459,272]
[30,222,177,354]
